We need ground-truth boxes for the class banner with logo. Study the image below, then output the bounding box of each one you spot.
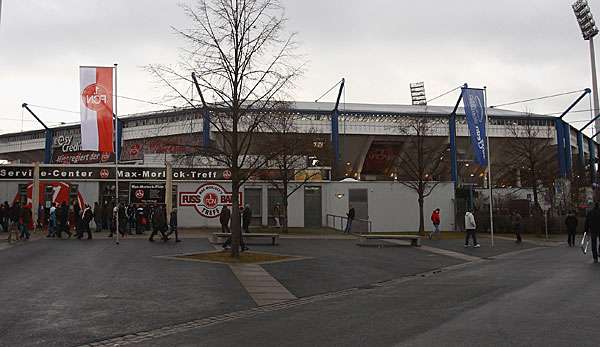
[80,66,114,152]
[462,88,488,167]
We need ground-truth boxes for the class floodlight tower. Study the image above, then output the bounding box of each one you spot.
[573,0,600,131]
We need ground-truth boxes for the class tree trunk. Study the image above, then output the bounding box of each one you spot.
[418,196,425,235]
[230,182,241,258]
[282,183,289,233]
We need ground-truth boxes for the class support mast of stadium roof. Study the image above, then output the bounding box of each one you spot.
[191,72,211,149]
[577,109,600,171]
[449,84,467,191]
[556,88,591,178]
[331,78,345,180]
[21,103,52,164]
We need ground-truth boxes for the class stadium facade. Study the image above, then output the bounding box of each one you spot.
[0,102,594,231]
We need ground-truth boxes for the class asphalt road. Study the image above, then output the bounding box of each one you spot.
[145,245,600,347]
[1,236,596,346]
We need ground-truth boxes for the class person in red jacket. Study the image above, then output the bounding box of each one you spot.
[429,208,441,240]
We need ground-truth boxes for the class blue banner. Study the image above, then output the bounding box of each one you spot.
[462,88,488,167]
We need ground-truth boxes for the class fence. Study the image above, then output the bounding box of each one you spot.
[325,214,372,234]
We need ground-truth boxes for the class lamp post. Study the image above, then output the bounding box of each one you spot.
[573,0,600,131]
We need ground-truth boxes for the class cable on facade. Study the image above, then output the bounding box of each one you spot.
[490,89,586,108]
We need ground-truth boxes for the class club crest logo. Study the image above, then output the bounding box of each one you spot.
[82,83,110,112]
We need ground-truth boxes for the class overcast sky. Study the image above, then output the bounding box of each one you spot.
[1,0,599,134]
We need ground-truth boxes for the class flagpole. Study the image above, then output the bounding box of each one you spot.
[484,86,494,247]
[114,63,119,245]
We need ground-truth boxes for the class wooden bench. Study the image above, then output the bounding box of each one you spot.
[212,232,280,246]
[357,234,421,247]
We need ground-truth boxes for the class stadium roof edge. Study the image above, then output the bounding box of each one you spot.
[0,101,564,139]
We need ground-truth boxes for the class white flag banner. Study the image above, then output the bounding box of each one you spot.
[79,66,114,152]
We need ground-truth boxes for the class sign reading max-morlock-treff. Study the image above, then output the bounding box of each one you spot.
[0,166,232,181]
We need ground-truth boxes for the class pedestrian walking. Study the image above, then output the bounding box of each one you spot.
[168,208,180,242]
[464,210,480,248]
[149,205,168,242]
[47,203,57,238]
[242,204,252,234]
[429,208,441,240]
[565,210,578,247]
[0,201,8,233]
[135,205,146,234]
[344,206,355,234]
[78,204,93,240]
[56,202,72,238]
[273,204,281,228]
[18,205,31,240]
[220,206,231,234]
[93,202,102,232]
[512,211,523,244]
[584,203,600,263]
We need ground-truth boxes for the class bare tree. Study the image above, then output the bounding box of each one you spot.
[502,114,555,208]
[260,112,323,233]
[393,117,447,234]
[149,0,303,257]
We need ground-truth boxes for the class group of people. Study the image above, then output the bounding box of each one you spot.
[429,208,480,247]
[0,199,180,243]
[0,201,33,241]
[220,204,252,251]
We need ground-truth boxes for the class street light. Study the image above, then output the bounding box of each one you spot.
[573,0,600,130]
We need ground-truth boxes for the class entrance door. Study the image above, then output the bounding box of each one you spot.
[349,189,369,233]
[304,186,322,228]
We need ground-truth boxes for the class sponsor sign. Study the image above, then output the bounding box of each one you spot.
[179,183,242,218]
[129,183,166,204]
[0,166,232,181]
[462,88,488,167]
[52,135,113,164]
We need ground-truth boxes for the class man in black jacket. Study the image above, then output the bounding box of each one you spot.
[344,206,355,234]
[585,203,600,263]
[565,211,578,247]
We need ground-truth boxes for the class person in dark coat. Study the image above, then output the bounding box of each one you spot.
[56,202,70,238]
[19,205,32,240]
[512,211,523,244]
[242,204,252,234]
[344,206,355,234]
[167,208,180,242]
[93,202,102,232]
[220,206,231,234]
[565,210,578,247]
[585,203,600,263]
[149,205,168,242]
[222,206,247,251]
[78,204,93,240]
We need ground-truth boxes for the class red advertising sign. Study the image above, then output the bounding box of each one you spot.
[179,183,242,218]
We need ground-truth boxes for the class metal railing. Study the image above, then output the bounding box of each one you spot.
[326,213,372,234]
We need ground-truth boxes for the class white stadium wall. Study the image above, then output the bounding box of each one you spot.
[321,182,455,233]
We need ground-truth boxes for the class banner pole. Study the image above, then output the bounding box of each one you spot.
[114,63,119,246]
[484,86,494,247]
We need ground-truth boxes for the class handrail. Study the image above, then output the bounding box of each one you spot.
[325,213,372,233]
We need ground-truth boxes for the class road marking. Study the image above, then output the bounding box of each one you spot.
[382,239,482,262]
[230,264,297,306]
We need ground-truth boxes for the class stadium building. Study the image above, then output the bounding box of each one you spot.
[0,102,595,232]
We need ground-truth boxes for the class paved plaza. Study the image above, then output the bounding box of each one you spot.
[0,231,597,346]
